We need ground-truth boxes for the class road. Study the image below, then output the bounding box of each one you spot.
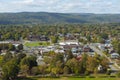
[89,44,120,72]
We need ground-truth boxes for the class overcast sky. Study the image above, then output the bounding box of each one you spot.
[0,0,120,13]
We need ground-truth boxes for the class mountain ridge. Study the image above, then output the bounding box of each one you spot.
[0,12,120,24]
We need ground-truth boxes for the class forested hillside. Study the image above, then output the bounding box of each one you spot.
[0,12,120,24]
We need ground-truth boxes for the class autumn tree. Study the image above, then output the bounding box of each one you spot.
[86,56,99,73]
[100,57,109,72]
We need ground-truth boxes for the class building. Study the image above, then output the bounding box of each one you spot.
[111,53,119,59]
[28,35,50,41]
[36,56,45,65]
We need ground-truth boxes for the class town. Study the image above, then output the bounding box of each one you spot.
[0,24,119,80]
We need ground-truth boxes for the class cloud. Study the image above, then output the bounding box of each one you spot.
[0,0,120,13]
[90,0,101,2]
[12,0,34,4]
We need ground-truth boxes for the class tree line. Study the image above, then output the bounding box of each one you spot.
[0,50,110,80]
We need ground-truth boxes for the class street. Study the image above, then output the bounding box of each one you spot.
[89,44,120,72]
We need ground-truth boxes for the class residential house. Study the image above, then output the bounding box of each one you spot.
[111,53,119,59]
[36,56,45,65]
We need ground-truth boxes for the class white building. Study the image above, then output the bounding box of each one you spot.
[111,53,119,59]
[59,40,79,46]
[36,56,45,65]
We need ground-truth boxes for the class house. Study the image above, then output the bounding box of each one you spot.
[71,48,78,53]
[54,49,65,53]
[105,40,111,44]
[0,50,7,55]
[83,45,91,52]
[111,53,119,59]
[59,42,66,46]
[71,48,78,55]
[58,33,64,37]
[0,41,10,44]
[88,52,96,57]
[59,40,79,46]
[98,65,103,71]
[98,44,105,50]
[59,40,79,51]
[64,33,76,40]
[104,43,113,49]
[36,56,45,65]
[76,55,82,61]
[39,36,50,41]
[47,46,55,51]
[28,35,50,41]
[108,48,115,54]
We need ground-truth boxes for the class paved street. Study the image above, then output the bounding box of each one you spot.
[89,44,120,72]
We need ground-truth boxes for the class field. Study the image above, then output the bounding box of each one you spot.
[24,41,50,47]
[38,77,120,80]
[18,77,120,80]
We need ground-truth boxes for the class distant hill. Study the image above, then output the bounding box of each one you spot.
[0,12,120,24]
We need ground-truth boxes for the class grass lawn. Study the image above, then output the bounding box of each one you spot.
[39,78,120,80]
[0,55,3,64]
[24,41,50,47]
[18,77,120,80]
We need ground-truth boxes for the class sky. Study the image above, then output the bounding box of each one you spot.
[0,0,120,13]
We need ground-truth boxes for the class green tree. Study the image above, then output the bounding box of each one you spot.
[80,53,88,74]
[99,33,108,39]
[63,66,70,74]
[38,65,48,74]
[66,58,80,74]
[67,50,74,61]
[112,39,120,54]
[20,65,29,76]
[51,67,60,75]
[31,66,39,75]
[100,57,109,72]
[2,59,19,80]
[8,44,16,51]
[51,36,59,43]
[17,44,23,51]
[118,43,120,54]
[20,56,37,74]
[14,33,19,41]
[16,53,26,64]
[2,52,13,63]
[49,54,64,74]
[86,35,91,42]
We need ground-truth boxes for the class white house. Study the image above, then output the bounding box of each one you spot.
[59,40,79,46]
[98,65,103,71]
[36,56,45,65]
[111,53,119,59]
[98,44,105,50]
[86,52,96,57]
[54,49,65,53]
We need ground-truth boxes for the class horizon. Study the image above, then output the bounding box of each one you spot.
[0,0,120,14]
[0,11,120,15]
